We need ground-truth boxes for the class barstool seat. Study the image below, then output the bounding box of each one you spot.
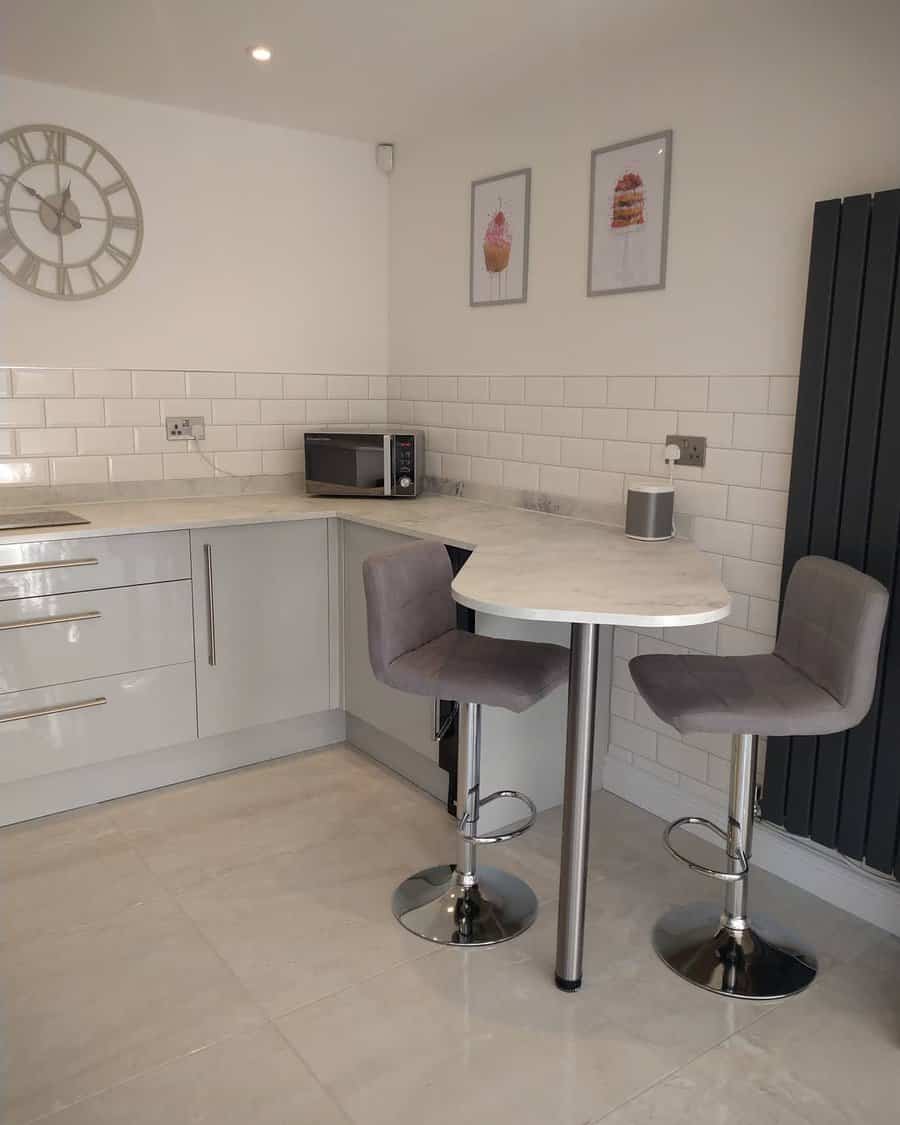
[363,538,569,947]
[630,555,888,1002]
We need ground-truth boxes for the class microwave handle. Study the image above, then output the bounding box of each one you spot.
[383,434,392,497]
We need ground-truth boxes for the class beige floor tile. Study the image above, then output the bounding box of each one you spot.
[3,896,264,1125]
[1,805,169,946]
[28,1026,350,1125]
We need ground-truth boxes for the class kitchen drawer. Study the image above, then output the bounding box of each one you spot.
[0,664,197,784]
[0,581,194,694]
[0,531,190,601]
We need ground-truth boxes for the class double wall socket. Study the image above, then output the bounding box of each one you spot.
[166,416,206,441]
[665,434,707,468]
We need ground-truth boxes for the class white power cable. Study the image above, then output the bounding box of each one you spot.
[190,437,243,478]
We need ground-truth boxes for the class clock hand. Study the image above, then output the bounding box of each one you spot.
[17,182,83,230]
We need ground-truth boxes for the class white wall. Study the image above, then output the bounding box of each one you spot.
[1,76,388,374]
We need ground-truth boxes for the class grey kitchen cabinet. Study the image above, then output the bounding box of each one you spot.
[191,520,331,738]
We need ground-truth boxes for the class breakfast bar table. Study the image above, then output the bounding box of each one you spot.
[450,523,730,991]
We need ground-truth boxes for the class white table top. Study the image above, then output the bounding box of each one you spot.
[0,492,730,628]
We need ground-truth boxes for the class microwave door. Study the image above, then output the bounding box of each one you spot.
[305,436,386,496]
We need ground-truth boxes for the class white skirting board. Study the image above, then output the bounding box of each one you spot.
[347,713,447,803]
[602,753,900,938]
[0,709,346,826]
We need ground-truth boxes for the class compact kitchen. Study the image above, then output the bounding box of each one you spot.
[2,3,900,1123]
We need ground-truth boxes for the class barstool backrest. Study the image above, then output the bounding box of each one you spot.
[774,555,889,725]
[363,539,456,684]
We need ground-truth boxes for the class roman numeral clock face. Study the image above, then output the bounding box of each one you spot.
[0,124,143,300]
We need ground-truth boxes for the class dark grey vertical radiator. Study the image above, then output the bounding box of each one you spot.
[761,188,900,880]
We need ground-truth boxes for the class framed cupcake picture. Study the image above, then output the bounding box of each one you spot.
[470,167,531,306]
[588,130,672,296]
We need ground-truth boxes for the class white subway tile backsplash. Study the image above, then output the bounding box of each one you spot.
[751,525,785,565]
[427,376,457,401]
[676,411,734,448]
[0,369,11,397]
[283,426,308,450]
[470,457,503,485]
[237,425,284,450]
[490,376,524,403]
[459,376,491,402]
[45,399,105,427]
[717,623,774,656]
[261,400,308,424]
[133,370,185,398]
[307,400,349,424]
[284,374,328,399]
[540,406,582,436]
[579,469,624,504]
[657,735,708,781]
[212,399,261,425]
[76,427,133,455]
[441,453,471,480]
[186,371,235,398]
[443,402,474,428]
[108,454,164,482]
[215,451,263,476]
[75,369,131,397]
[727,486,788,527]
[0,459,49,485]
[413,400,443,426]
[133,427,169,454]
[561,437,605,470]
[457,429,489,457]
[504,405,542,433]
[722,556,781,599]
[469,403,506,431]
[691,517,753,558]
[539,464,579,496]
[582,408,628,440]
[50,456,109,484]
[608,377,653,408]
[702,448,763,487]
[13,369,73,397]
[611,716,657,760]
[522,434,561,464]
[262,449,305,475]
[626,409,677,444]
[708,376,769,412]
[17,428,77,457]
[198,426,237,452]
[427,427,456,454]
[749,596,779,636]
[768,377,799,414]
[104,399,160,426]
[733,413,795,453]
[163,452,214,479]
[350,399,388,423]
[671,479,729,518]
[235,372,282,398]
[564,377,608,407]
[502,460,539,490]
[328,374,369,398]
[525,377,564,405]
[0,431,14,456]
[761,452,791,491]
[2,400,45,427]
[654,377,708,411]
[487,431,522,460]
[603,440,650,474]
[160,399,211,423]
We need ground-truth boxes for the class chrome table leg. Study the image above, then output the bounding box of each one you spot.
[555,621,600,991]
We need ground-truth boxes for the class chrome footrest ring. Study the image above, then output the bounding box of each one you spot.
[457,790,537,845]
[663,816,748,882]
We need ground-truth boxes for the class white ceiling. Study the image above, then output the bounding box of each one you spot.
[0,0,679,142]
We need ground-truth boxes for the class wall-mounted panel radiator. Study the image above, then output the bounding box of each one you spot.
[762,188,900,880]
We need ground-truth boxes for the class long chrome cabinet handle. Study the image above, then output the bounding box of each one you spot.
[0,610,102,631]
[0,557,99,575]
[204,544,216,667]
[0,696,107,724]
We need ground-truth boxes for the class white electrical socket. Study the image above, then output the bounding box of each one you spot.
[166,416,206,440]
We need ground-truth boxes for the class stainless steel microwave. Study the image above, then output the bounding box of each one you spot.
[303,430,424,498]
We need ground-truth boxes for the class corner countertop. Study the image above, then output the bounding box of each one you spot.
[0,492,730,628]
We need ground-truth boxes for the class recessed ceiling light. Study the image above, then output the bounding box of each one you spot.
[248,44,273,62]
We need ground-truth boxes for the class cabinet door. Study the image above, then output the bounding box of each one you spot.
[191,521,330,738]
[342,521,435,761]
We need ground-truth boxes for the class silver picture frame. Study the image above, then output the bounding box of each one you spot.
[469,167,531,307]
[587,130,673,297]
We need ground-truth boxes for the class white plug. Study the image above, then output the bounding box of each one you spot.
[664,442,682,465]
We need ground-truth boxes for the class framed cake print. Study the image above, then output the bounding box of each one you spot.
[587,130,672,296]
[470,167,531,306]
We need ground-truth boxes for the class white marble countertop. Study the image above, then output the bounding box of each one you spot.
[0,492,730,627]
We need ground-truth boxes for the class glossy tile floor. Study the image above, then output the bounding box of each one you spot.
[3,744,898,1124]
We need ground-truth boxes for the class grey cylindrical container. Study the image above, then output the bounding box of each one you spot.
[625,483,674,541]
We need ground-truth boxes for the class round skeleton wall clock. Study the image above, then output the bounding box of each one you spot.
[0,123,143,300]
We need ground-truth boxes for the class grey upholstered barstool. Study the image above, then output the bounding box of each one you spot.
[363,539,569,946]
[630,555,888,1000]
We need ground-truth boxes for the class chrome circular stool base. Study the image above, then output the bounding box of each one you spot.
[392,864,538,946]
[652,902,818,1000]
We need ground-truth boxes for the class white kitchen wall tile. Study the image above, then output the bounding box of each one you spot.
[654,377,708,411]
[13,368,73,397]
[0,431,14,456]
[733,413,795,452]
[525,377,564,405]
[283,426,308,449]
[610,687,635,720]
[578,469,624,504]
[443,402,474,428]
[212,399,261,425]
[0,369,11,396]
[637,634,691,657]
[582,408,628,440]
[489,376,525,403]
[708,376,769,412]
[540,406,581,437]
[717,623,774,656]
[663,620,719,654]
[626,409,678,444]
[401,376,427,399]
[564,377,608,406]
[707,755,731,791]
[388,399,415,423]
[749,596,779,635]
[328,374,369,398]
[427,376,458,401]
[104,399,160,426]
[539,464,579,496]
[162,452,213,479]
[523,434,560,464]
[414,400,443,426]
[441,453,471,480]
[76,427,133,455]
[671,479,729,518]
[648,443,703,480]
[133,427,169,454]
[160,399,212,422]
[633,755,680,785]
[457,429,489,457]
[751,525,785,565]
[2,400,44,427]
[613,657,635,692]
[722,556,781,599]
[487,431,522,460]
[702,448,763,487]
[469,403,505,430]
[676,411,734,448]
[726,592,750,629]
[504,404,542,433]
[237,425,284,450]
[607,377,653,408]
[425,451,442,476]
[727,485,788,527]
[186,371,235,398]
[198,426,237,451]
[284,374,327,399]
[611,716,657,760]
[50,456,109,484]
[768,377,799,414]
[350,398,388,423]
[235,372,282,398]
[45,399,105,427]
[133,370,185,398]
[215,451,262,476]
[502,460,539,490]
[561,437,605,470]
[603,440,650,474]
[613,629,638,660]
[470,457,503,486]
[761,451,791,491]
[427,427,456,453]
[459,375,490,402]
[262,450,305,475]
[17,428,77,457]
[691,517,753,559]
[74,369,131,397]
[369,376,388,399]
[657,735,708,781]
[261,400,308,424]
[108,454,164,482]
[307,400,349,424]
[0,459,49,486]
